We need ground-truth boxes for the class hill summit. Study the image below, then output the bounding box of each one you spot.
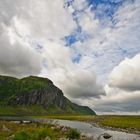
[0,75,96,115]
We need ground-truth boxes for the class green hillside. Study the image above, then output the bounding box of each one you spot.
[0,75,96,116]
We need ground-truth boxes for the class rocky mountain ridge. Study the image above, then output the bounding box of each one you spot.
[0,75,96,115]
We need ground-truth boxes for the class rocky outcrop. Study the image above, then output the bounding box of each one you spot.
[0,75,96,115]
[9,85,66,109]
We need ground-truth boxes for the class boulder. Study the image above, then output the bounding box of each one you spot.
[103,133,112,139]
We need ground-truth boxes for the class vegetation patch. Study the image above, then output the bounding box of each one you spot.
[66,128,80,139]
[0,120,67,140]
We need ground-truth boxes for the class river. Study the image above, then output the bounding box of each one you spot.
[0,116,140,140]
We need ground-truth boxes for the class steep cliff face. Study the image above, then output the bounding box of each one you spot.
[0,75,96,115]
[8,85,66,109]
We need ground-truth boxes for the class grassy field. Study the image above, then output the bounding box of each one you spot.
[100,115,140,129]
[37,115,140,132]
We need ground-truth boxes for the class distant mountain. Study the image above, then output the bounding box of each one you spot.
[0,75,96,115]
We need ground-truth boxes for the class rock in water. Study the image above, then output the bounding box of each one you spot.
[103,133,112,139]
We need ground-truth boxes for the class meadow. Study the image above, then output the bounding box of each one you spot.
[37,115,140,133]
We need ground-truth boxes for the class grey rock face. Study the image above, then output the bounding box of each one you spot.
[9,85,66,109]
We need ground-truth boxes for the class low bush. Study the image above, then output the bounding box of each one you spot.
[14,131,30,140]
[67,128,80,139]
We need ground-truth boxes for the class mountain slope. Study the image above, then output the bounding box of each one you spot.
[0,75,96,115]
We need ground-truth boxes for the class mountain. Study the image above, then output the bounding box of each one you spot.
[0,75,96,115]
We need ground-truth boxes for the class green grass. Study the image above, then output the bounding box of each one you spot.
[39,115,140,131]
[38,115,96,121]
[0,75,52,102]
[0,105,49,116]
[13,127,59,140]
[100,115,140,129]
[0,120,70,140]
[66,128,80,139]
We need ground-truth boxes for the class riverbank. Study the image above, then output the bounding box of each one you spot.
[0,116,139,140]
[0,120,91,140]
[37,115,140,135]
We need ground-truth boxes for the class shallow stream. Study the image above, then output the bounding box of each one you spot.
[0,116,139,140]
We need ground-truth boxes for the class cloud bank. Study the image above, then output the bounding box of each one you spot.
[92,54,140,114]
[0,23,42,77]
[109,54,140,91]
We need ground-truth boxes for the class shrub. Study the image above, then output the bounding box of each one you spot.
[31,127,55,140]
[67,128,80,139]
[14,131,30,140]
[37,128,49,139]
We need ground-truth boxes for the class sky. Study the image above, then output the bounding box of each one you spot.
[0,0,140,114]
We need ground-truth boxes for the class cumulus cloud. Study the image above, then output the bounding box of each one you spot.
[108,54,140,91]
[93,54,140,114]
[0,0,76,77]
[0,0,76,40]
[59,69,105,98]
[93,85,140,114]
[73,84,140,114]
[0,23,43,77]
[72,0,140,83]
[78,8,99,34]
[40,41,105,99]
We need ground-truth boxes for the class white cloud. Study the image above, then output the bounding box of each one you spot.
[0,0,76,77]
[59,69,105,98]
[74,85,140,114]
[92,54,140,114]
[72,0,140,84]
[0,0,76,41]
[78,9,100,34]
[40,41,105,99]
[72,0,88,11]
[0,24,42,77]
[108,54,140,91]
[94,85,140,114]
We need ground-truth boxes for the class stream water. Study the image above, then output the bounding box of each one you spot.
[48,119,140,140]
[0,116,139,140]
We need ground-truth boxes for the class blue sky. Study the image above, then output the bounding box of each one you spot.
[63,0,139,83]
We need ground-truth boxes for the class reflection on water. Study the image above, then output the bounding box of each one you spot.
[0,116,140,140]
[48,119,140,140]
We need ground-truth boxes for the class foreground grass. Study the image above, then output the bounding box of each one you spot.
[0,120,82,140]
[38,115,97,121]
[0,121,60,140]
[37,115,140,132]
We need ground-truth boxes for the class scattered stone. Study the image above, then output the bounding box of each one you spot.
[80,135,88,140]
[56,125,61,129]
[44,136,51,140]
[7,134,15,140]
[11,121,21,124]
[51,126,55,130]
[2,124,11,132]
[22,120,31,124]
[58,138,69,140]
[103,133,112,139]
[61,126,69,132]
